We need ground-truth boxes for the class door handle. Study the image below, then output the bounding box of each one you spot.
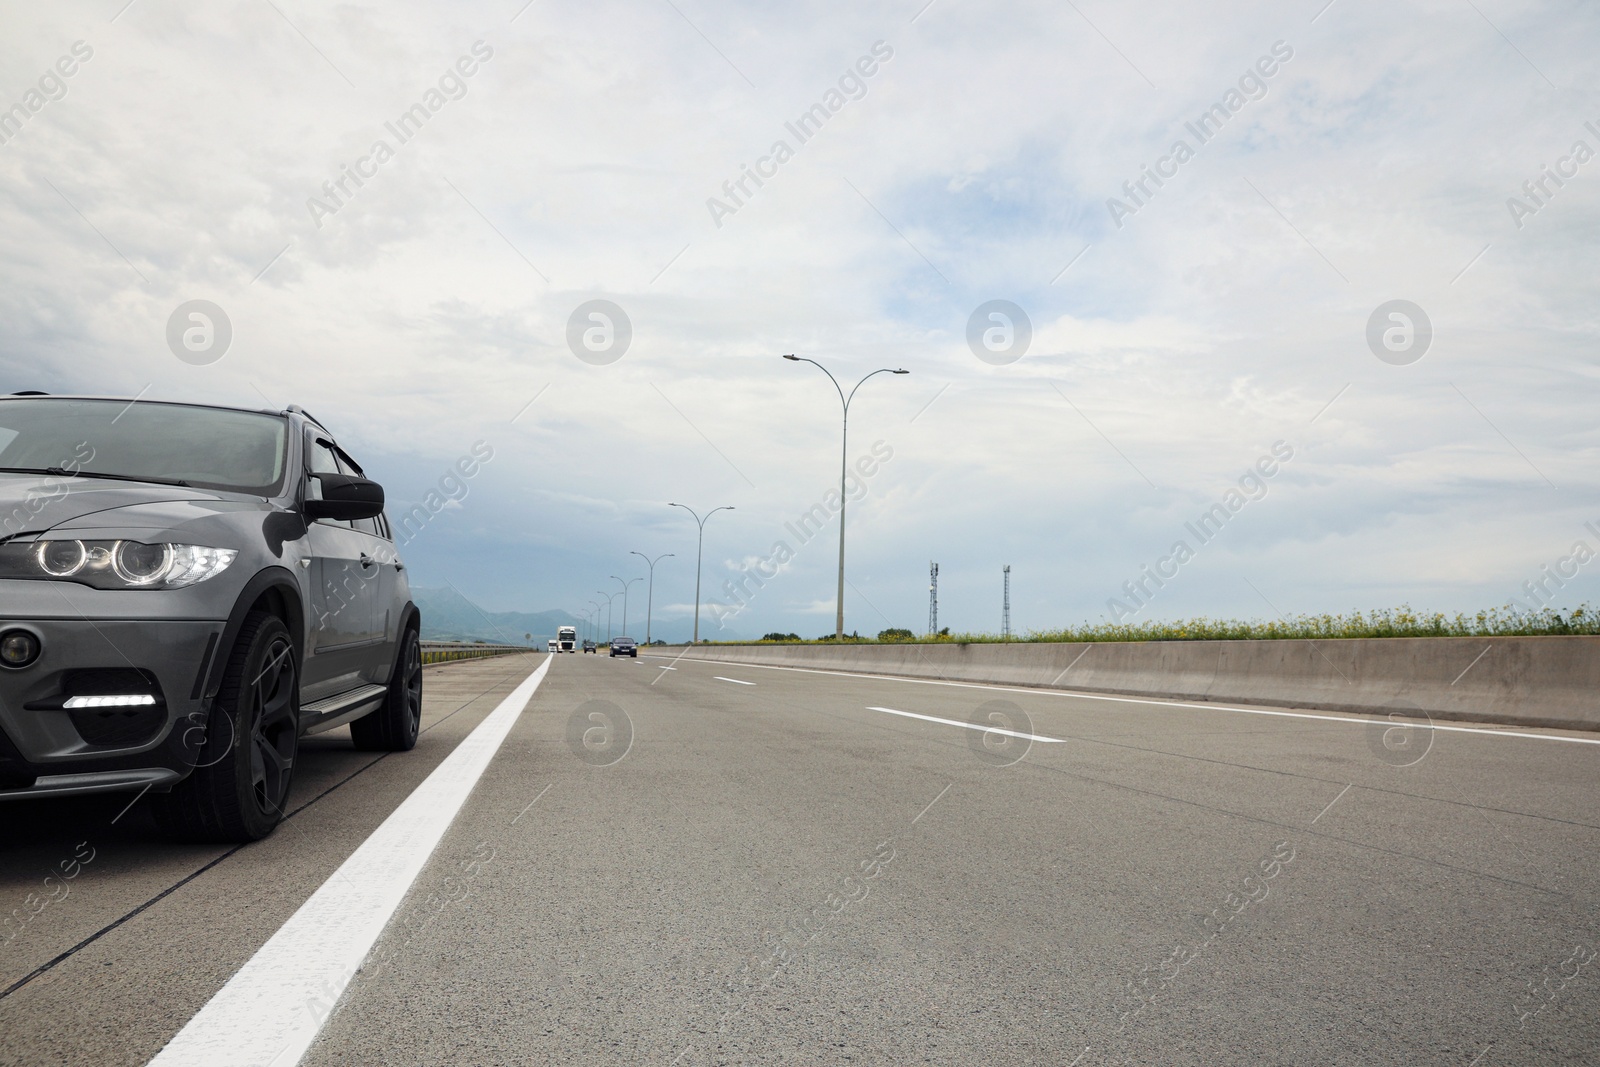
[359,554,378,569]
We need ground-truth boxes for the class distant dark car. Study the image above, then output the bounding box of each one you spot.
[582,640,596,654]
[609,637,637,658]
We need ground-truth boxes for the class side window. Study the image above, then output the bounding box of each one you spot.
[306,438,353,529]
[308,439,341,476]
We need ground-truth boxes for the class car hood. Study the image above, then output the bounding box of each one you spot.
[0,473,233,537]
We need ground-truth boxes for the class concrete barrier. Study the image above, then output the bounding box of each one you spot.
[653,637,1600,732]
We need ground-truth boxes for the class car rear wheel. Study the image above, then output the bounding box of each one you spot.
[153,611,299,842]
[351,626,422,752]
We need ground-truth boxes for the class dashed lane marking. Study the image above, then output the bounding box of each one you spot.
[866,705,1067,743]
[670,658,1600,747]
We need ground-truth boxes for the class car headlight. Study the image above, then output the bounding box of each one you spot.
[0,540,237,589]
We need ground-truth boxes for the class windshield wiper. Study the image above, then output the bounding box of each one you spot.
[0,466,191,488]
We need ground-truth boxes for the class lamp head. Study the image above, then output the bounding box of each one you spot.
[781,354,799,361]
[893,369,910,374]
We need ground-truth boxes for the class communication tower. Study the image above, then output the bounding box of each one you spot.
[1002,565,1012,639]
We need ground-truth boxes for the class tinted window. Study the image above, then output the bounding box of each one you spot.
[0,399,287,494]
[308,439,341,475]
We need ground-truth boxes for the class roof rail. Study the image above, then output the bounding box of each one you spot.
[285,404,329,430]
[9,390,49,396]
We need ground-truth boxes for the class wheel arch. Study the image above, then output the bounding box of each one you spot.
[390,601,421,675]
[203,567,304,704]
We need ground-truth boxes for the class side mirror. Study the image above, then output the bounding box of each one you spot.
[305,473,385,521]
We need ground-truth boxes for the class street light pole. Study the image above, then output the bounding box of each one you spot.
[667,503,735,644]
[610,575,642,637]
[780,355,909,640]
[596,591,617,643]
[630,551,675,645]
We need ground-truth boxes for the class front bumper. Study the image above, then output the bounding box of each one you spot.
[0,585,226,798]
[5,767,183,800]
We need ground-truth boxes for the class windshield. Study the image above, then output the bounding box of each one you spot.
[0,399,288,495]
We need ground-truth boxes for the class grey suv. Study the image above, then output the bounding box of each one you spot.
[0,396,422,842]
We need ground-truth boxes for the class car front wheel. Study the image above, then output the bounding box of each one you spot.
[153,611,299,842]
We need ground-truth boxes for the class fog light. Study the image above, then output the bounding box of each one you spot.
[63,694,157,709]
[0,630,40,668]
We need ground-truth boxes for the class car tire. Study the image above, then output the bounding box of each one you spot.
[152,611,300,843]
[351,625,422,752]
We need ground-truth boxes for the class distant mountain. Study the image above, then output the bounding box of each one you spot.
[412,587,580,645]
[410,586,748,645]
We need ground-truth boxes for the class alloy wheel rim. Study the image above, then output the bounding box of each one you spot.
[404,633,422,736]
[249,635,297,815]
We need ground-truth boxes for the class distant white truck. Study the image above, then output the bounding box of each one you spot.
[547,639,558,654]
[558,626,577,653]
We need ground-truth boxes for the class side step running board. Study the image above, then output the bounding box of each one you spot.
[301,684,389,735]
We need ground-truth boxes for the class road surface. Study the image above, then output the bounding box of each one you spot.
[3,651,1597,1065]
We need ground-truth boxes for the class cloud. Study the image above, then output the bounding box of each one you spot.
[1,0,1597,633]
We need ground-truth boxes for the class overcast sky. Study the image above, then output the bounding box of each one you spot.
[2,0,1597,639]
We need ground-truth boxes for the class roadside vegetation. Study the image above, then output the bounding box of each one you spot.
[729,606,1599,645]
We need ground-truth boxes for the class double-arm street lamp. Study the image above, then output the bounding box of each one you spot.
[668,503,735,644]
[630,551,675,645]
[781,354,909,640]
[610,575,643,637]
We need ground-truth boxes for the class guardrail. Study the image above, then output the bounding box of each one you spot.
[419,641,531,665]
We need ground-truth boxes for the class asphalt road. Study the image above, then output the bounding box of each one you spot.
[3,651,1598,1066]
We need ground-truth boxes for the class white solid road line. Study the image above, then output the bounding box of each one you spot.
[675,658,1600,747]
[867,705,1067,743]
[713,676,755,685]
[146,657,553,1067]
